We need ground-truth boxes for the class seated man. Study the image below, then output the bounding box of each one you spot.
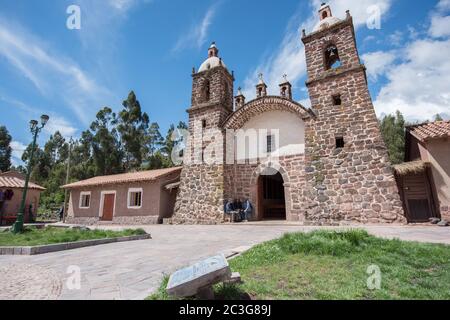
[224,199,237,222]
[241,199,253,222]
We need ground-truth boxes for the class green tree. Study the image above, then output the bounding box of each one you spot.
[22,142,51,184]
[117,91,150,171]
[90,107,124,176]
[161,121,188,167]
[434,114,443,121]
[380,111,406,165]
[44,131,68,165]
[0,126,12,172]
[147,122,164,156]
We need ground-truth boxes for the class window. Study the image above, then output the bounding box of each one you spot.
[128,188,143,209]
[267,135,276,153]
[322,11,328,19]
[204,80,210,102]
[79,192,91,209]
[336,137,345,149]
[332,94,342,106]
[202,119,207,128]
[325,45,341,70]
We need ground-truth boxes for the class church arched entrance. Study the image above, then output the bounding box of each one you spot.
[258,171,286,220]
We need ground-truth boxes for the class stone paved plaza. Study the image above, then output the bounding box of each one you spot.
[0,223,449,300]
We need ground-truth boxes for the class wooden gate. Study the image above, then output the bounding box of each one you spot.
[395,167,440,223]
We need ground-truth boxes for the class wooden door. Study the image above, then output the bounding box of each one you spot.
[402,173,435,223]
[102,194,115,221]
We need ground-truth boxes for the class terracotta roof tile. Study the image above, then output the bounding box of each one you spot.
[62,167,182,189]
[0,176,45,190]
[408,121,450,142]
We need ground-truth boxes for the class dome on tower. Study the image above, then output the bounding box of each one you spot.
[313,3,342,32]
[198,42,228,73]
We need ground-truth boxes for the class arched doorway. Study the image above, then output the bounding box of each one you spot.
[258,171,286,220]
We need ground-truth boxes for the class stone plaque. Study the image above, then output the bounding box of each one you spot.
[166,254,231,298]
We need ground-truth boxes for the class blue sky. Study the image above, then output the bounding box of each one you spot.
[1,0,449,165]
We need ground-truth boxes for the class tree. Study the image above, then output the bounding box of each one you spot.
[117,91,149,171]
[22,142,51,184]
[44,131,68,166]
[161,121,188,167]
[147,122,164,156]
[380,111,405,165]
[434,114,443,121]
[0,126,12,172]
[90,107,124,176]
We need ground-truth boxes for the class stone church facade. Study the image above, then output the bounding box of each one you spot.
[173,4,406,225]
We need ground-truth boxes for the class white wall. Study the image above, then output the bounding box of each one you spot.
[235,110,305,161]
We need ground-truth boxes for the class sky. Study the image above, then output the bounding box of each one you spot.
[1,0,449,166]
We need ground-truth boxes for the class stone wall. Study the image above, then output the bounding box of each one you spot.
[66,216,159,226]
[172,65,233,224]
[224,154,308,222]
[302,16,406,225]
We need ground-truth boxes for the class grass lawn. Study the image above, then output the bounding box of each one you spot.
[0,226,147,247]
[148,230,450,300]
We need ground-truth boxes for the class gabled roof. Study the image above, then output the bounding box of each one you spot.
[62,167,182,189]
[408,121,450,142]
[0,172,45,191]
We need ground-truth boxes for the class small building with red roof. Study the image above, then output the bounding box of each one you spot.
[394,121,450,222]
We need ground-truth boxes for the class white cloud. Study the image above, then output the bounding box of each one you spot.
[241,0,392,101]
[388,30,404,46]
[429,15,450,38]
[10,141,27,166]
[374,39,450,121]
[43,116,78,139]
[361,51,396,81]
[0,95,78,139]
[437,0,450,11]
[0,18,113,125]
[172,3,220,54]
[108,0,138,11]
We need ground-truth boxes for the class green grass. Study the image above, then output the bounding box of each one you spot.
[0,226,147,246]
[149,230,450,300]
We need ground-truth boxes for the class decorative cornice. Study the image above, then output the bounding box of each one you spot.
[222,96,313,129]
[192,65,234,81]
[306,64,366,87]
[301,17,354,44]
[187,101,231,114]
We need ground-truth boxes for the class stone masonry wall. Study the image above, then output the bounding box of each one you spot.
[224,154,308,222]
[172,65,233,224]
[302,18,406,225]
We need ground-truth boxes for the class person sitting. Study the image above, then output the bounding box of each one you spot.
[241,199,253,222]
[224,199,237,222]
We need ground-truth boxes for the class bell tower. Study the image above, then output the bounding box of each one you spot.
[301,4,406,224]
[173,42,234,224]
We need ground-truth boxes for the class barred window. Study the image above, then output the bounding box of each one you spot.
[267,135,276,153]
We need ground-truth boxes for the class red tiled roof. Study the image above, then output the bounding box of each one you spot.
[408,121,450,142]
[0,175,45,190]
[62,167,182,189]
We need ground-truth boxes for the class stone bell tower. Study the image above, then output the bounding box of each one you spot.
[172,42,234,224]
[301,4,406,224]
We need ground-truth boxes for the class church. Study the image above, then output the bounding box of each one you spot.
[172,4,407,225]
